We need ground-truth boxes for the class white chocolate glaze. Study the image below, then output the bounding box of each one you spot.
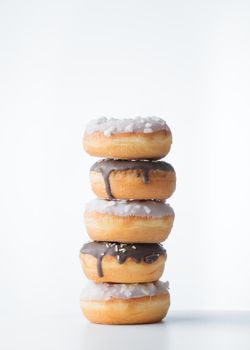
[80,281,169,301]
[85,117,170,136]
[85,199,174,217]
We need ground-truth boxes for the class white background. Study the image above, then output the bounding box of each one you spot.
[1,0,250,321]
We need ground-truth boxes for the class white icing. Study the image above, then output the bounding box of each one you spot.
[85,116,170,136]
[80,281,169,301]
[85,199,174,217]
[144,128,153,133]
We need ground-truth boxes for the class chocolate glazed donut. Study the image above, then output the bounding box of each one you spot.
[90,159,175,199]
[80,242,166,277]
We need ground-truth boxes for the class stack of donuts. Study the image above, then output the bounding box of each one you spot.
[80,117,176,324]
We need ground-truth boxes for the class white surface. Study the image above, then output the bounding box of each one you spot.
[1,312,250,350]
[1,0,250,317]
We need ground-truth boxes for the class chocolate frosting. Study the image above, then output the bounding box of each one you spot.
[80,242,166,277]
[90,159,175,199]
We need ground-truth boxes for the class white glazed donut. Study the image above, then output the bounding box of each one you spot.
[80,281,170,324]
[85,199,175,243]
[83,117,172,160]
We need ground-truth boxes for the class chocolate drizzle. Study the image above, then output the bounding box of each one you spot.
[90,159,175,199]
[80,242,166,277]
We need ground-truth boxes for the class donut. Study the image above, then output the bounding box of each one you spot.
[80,281,170,324]
[80,242,166,283]
[89,159,176,200]
[84,199,175,243]
[83,117,172,160]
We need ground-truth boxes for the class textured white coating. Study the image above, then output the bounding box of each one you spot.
[85,199,174,217]
[85,117,170,136]
[80,281,169,301]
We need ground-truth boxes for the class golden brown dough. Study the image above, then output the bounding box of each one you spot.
[84,212,174,243]
[80,293,170,324]
[84,130,172,160]
[90,169,176,200]
[79,253,166,283]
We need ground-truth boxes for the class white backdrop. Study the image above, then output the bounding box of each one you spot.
[1,0,250,316]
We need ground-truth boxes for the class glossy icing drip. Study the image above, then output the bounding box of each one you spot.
[80,242,166,277]
[90,159,174,199]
